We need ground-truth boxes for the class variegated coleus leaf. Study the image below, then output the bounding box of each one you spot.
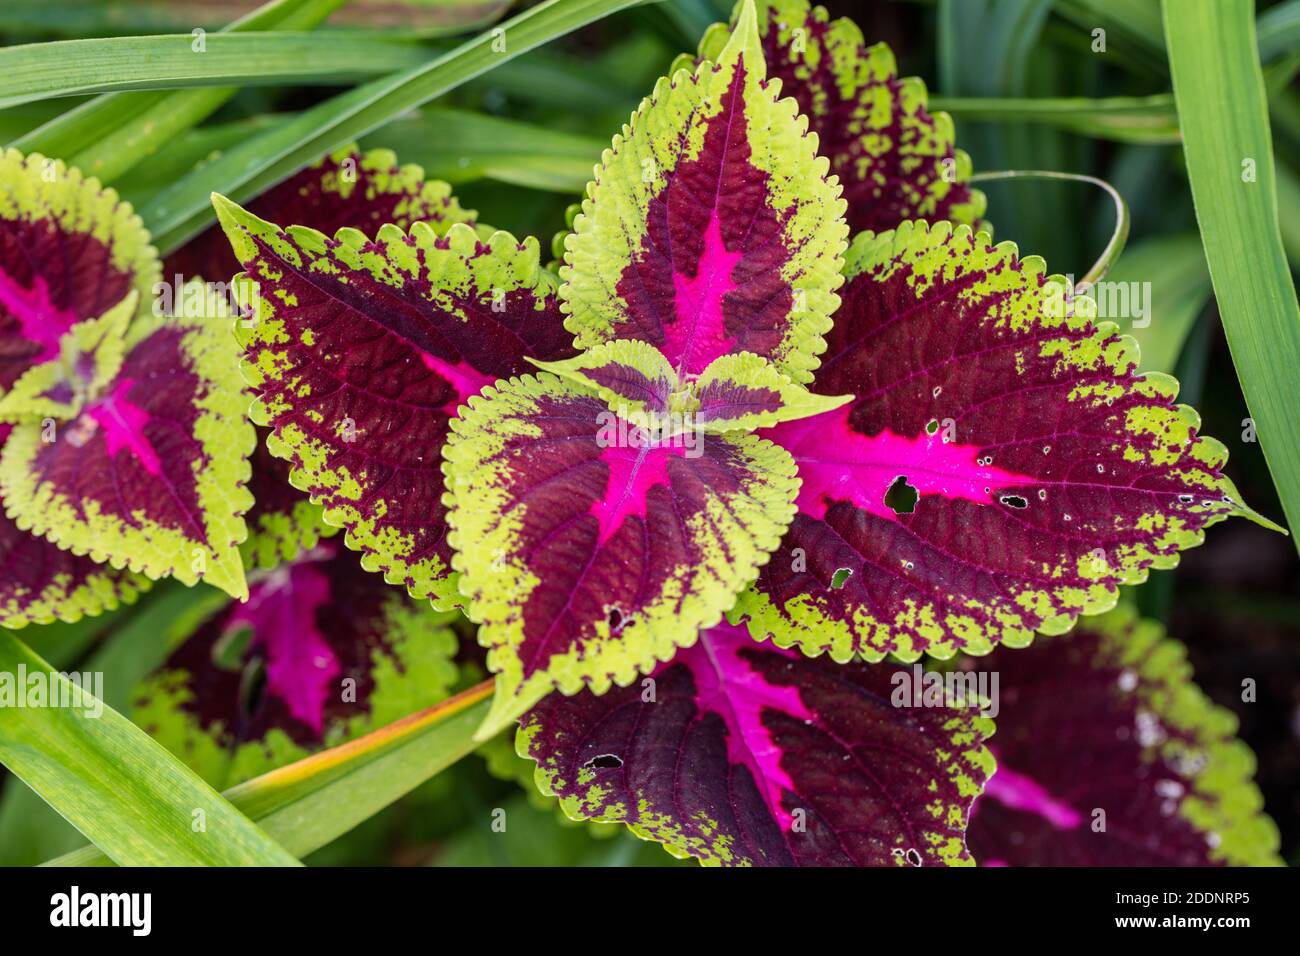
[735,221,1280,663]
[0,425,148,627]
[0,148,159,395]
[214,196,576,606]
[132,543,461,789]
[967,605,1281,866]
[165,144,475,285]
[443,372,799,737]
[533,341,851,433]
[560,1,848,385]
[0,300,255,600]
[518,619,994,866]
[170,146,474,569]
[690,0,985,234]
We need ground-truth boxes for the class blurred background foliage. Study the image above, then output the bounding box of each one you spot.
[0,0,1296,866]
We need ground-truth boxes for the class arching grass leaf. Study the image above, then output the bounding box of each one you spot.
[691,0,985,233]
[560,1,847,384]
[214,198,575,607]
[519,620,994,866]
[736,221,1279,663]
[968,605,1281,866]
[444,372,799,737]
[132,544,461,789]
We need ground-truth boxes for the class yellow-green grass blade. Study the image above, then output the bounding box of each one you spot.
[0,32,441,109]
[10,0,354,183]
[140,0,646,253]
[43,681,493,866]
[1163,0,1299,547]
[929,94,1180,144]
[0,632,300,866]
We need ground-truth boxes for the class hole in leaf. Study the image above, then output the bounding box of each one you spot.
[1000,494,1029,510]
[583,753,624,770]
[830,567,853,589]
[884,476,918,515]
[925,419,939,435]
[607,607,633,632]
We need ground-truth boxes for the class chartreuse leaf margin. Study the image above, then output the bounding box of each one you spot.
[1,302,256,601]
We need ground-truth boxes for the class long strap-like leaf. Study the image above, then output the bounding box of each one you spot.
[11,0,354,182]
[140,0,649,252]
[0,633,300,866]
[0,33,439,109]
[1164,0,1300,549]
[42,681,493,866]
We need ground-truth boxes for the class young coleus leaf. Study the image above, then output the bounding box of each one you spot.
[518,619,994,866]
[213,197,575,607]
[530,339,677,419]
[0,295,255,600]
[132,544,461,789]
[0,422,148,628]
[0,293,134,423]
[560,0,848,385]
[165,144,475,285]
[0,149,160,394]
[966,604,1281,866]
[692,351,851,432]
[690,0,986,233]
[736,221,1282,663]
[535,343,853,435]
[443,372,799,738]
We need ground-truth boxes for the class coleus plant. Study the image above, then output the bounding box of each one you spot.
[200,0,1282,866]
[0,148,252,623]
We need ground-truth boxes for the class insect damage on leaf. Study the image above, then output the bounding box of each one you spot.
[519,619,994,866]
[736,220,1282,664]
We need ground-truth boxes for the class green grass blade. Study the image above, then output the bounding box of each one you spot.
[0,632,300,866]
[0,32,439,109]
[10,0,353,182]
[1163,0,1299,545]
[366,107,604,192]
[139,0,647,252]
[1104,233,1212,374]
[43,682,493,866]
[0,0,510,38]
[1257,0,1300,61]
[929,94,1179,143]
